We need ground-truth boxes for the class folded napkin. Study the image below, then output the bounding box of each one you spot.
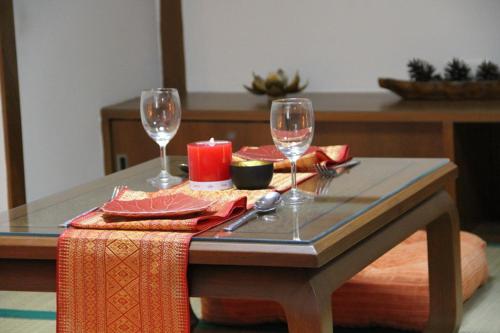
[234,145,350,172]
[71,188,248,232]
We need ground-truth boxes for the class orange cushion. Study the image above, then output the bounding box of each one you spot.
[200,231,489,331]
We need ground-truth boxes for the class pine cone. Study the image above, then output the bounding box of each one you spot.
[476,61,500,81]
[444,58,471,81]
[407,59,437,82]
[432,74,443,81]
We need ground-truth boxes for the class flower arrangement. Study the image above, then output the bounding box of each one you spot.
[244,69,308,98]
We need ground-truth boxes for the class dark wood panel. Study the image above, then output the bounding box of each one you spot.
[101,111,114,176]
[454,123,500,231]
[315,122,444,158]
[0,259,55,291]
[160,0,186,98]
[0,0,26,208]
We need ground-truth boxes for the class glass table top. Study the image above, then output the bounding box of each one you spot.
[0,157,450,245]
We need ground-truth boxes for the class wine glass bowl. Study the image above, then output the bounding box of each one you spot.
[270,98,314,204]
[140,88,182,189]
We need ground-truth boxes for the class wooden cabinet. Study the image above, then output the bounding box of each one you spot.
[102,92,456,172]
[106,118,446,169]
[101,92,500,240]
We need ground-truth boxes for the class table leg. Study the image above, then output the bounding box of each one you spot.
[278,278,333,333]
[190,304,199,328]
[190,265,334,333]
[425,195,462,333]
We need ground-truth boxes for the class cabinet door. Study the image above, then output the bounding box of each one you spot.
[110,120,157,172]
[109,120,273,173]
[169,121,273,154]
[314,122,444,157]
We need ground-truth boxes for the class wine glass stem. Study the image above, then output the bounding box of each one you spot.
[160,144,168,176]
[290,160,297,192]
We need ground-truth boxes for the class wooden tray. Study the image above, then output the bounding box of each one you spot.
[379,78,500,100]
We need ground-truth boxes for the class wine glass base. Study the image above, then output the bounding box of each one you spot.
[147,173,182,190]
[281,189,313,205]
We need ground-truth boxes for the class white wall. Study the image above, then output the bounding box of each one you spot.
[11,0,500,201]
[14,0,162,201]
[0,90,8,211]
[183,0,500,92]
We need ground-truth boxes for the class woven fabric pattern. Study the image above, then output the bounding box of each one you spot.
[58,229,192,333]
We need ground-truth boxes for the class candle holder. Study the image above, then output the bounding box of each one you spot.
[187,139,233,191]
[230,160,273,190]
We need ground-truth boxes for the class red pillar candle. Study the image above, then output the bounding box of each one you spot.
[187,138,232,190]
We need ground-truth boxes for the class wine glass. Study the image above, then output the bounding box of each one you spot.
[140,88,182,189]
[270,98,314,204]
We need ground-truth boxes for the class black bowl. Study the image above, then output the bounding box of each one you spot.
[231,160,274,190]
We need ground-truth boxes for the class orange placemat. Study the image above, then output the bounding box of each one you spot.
[57,172,314,333]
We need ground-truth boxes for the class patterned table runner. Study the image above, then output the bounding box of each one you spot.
[57,173,313,333]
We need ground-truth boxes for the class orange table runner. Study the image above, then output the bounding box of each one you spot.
[58,228,195,332]
[57,173,313,333]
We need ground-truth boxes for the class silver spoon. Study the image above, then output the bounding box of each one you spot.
[224,192,282,232]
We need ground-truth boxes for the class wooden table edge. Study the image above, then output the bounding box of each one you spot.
[0,236,57,259]
[0,162,457,267]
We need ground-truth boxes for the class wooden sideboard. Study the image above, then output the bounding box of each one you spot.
[101,92,500,239]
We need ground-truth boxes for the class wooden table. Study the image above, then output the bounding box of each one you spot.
[0,157,461,332]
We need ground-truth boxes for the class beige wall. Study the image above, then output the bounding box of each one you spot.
[11,0,500,202]
[14,0,162,201]
[183,0,500,92]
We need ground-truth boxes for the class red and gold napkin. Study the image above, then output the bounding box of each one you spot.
[57,174,314,333]
[66,174,313,232]
[234,145,350,172]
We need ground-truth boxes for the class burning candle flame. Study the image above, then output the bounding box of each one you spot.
[209,137,215,146]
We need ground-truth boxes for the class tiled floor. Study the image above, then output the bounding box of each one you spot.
[1,245,499,333]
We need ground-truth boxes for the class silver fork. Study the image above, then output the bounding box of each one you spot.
[314,160,360,178]
[59,185,126,228]
[315,177,335,196]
